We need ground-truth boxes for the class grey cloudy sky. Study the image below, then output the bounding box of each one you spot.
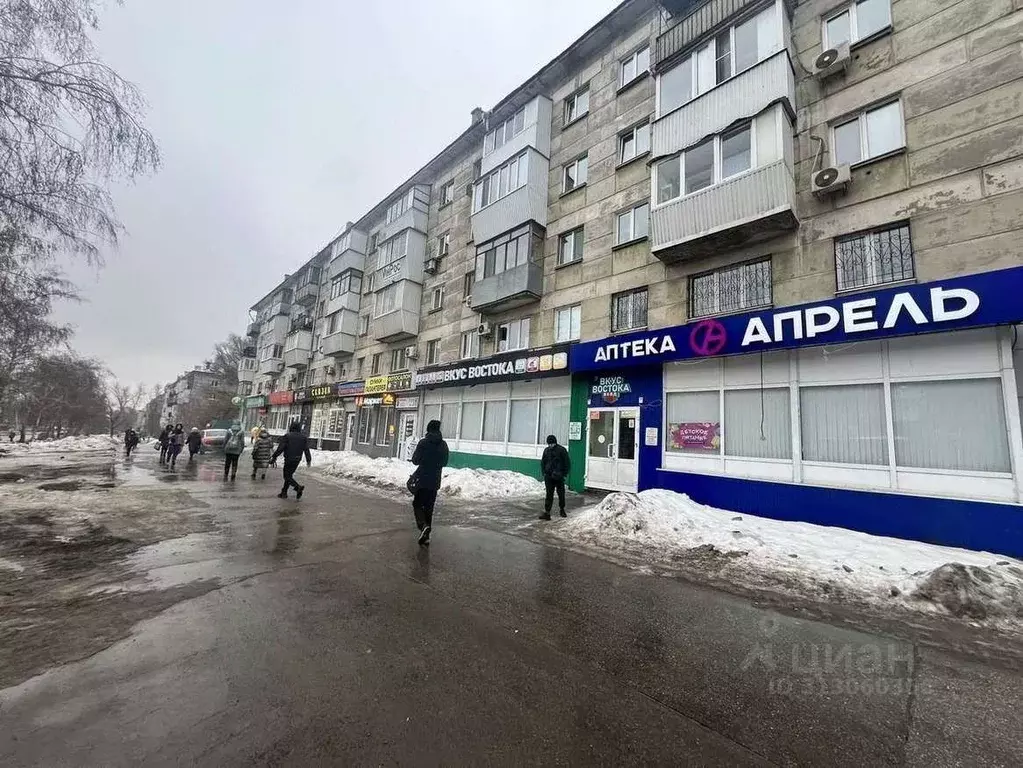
[52,0,621,387]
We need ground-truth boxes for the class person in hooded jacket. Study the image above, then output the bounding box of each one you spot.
[124,429,139,457]
[270,421,312,498]
[410,419,449,546]
[157,425,171,464]
[222,423,246,480]
[250,429,274,480]
[186,427,203,460]
[539,434,571,520]
[167,424,185,468]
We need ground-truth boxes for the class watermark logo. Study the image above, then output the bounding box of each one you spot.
[689,319,727,356]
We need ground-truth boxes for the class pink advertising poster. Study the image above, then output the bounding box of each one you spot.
[669,422,720,452]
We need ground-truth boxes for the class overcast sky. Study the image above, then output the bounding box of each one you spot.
[53,0,621,387]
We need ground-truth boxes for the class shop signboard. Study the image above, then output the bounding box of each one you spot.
[310,385,334,401]
[268,390,294,406]
[355,393,395,408]
[571,265,1023,372]
[387,371,413,392]
[245,395,267,409]
[335,380,365,398]
[590,375,633,405]
[293,388,312,403]
[414,344,571,389]
[668,422,720,452]
[395,395,420,410]
[365,375,389,394]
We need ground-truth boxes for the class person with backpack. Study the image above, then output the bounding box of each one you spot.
[409,419,449,546]
[223,423,246,481]
[250,429,274,480]
[539,434,571,520]
[270,421,312,499]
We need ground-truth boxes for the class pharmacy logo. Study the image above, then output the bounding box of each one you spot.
[689,319,727,356]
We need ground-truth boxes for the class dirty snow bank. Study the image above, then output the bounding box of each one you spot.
[0,435,120,455]
[311,450,543,500]
[558,489,1023,623]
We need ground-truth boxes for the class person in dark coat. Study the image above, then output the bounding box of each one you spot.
[270,422,312,499]
[250,429,274,480]
[410,419,449,546]
[539,434,571,520]
[167,423,185,468]
[186,427,202,461]
[124,429,139,457]
[157,425,172,464]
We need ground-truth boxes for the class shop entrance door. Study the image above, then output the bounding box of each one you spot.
[585,408,639,492]
[300,403,313,435]
[344,413,356,451]
[398,412,418,460]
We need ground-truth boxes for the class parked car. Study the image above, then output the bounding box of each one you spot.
[201,428,229,452]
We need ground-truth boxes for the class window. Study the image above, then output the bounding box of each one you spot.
[439,179,455,206]
[619,46,650,88]
[615,202,650,245]
[555,305,582,343]
[430,287,444,312]
[563,155,588,193]
[539,397,570,446]
[317,300,326,318]
[327,312,341,335]
[370,353,382,375]
[483,105,528,156]
[365,271,375,293]
[689,259,772,318]
[655,124,752,204]
[473,151,529,211]
[833,101,904,167]
[375,407,395,447]
[426,339,440,365]
[329,269,362,300]
[368,232,378,252]
[438,232,450,256]
[390,347,407,372]
[835,222,914,292]
[657,3,780,115]
[565,87,589,124]
[375,283,398,317]
[463,271,474,297]
[619,121,650,164]
[474,223,542,281]
[665,391,719,455]
[823,0,892,48]
[509,400,539,445]
[355,357,363,377]
[460,401,483,441]
[800,384,888,465]
[385,189,414,224]
[558,227,584,266]
[460,330,479,360]
[665,388,791,459]
[497,318,530,353]
[611,288,648,332]
[482,401,507,442]
[379,230,409,267]
[359,315,369,336]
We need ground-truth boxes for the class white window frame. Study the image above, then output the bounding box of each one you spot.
[473,151,529,212]
[554,304,582,343]
[374,282,399,318]
[563,154,588,193]
[619,46,651,89]
[558,227,584,266]
[359,315,369,336]
[460,330,479,360]
[619,121,651,165]
[565,86,590,124]
[831,100,905,168]
[822,0,893,49]
[483,105,528,156]
[390,347,407,372]
[653,123,755,206]
[430,286,444,312]
[439,179,455,206]
[614,201,650,246]
[497,318,531,353]
[370,353,381,375]
[426,339,440,365]
[438,232,450,256]
[689,258,773,319]
[385,189,414,225]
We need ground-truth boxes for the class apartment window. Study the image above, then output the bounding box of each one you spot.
[317,300,326,318]
[565,87,590,124]
[439,179,455,207]
[332,231,352,258]
[379,230,409,267]
[655,124,752,204]
[460,330,479,360]
[355,357,364,377]
[555,304,582,342]
[368,232,378,252]
[365,271,375,293]
[462,271,474,298]
[260,344,283,361]
[375,283,399,317]
[835,222,914,292]
[327,312,341,335]
[657,3,781,115]
[497,318,531,353]
[426,339,440,365]
[474,223,542,281]
[833,101,904,167]
[689,259,772,318]
[329,269,362,300]
[823,0,892,48]
[430,286,444,312]
[619,46,650,89]
[619,121,650,164]
[438,232,450,256]
[483,106,527,156]
[611,288,648,332]
[385,189,414,224]
[558,227,584,266]
[563,155,588,193]
[473,151,529,211]
[614,202,650,246]
[359,315,369,335]
[390,347,407,372]
[370,353,382,375]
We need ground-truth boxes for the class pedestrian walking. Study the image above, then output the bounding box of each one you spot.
[250,423,261,446]
[186,427,202,461]
[157,424,172,464]
[270,422,312,499]
[250,429,273,480]
[223,423,246,481]
[167,424,185,468]
[124,429,140,457]
[539,434,571,520]
[8,430,14,443]
[409,419,449,546]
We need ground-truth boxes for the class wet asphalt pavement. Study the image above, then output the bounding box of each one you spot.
[1,450,1022,766]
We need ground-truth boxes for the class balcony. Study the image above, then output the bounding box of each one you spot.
[470,151,549,244]
[246,321,260,337]
[321,331,355,357]
[652,51,794,159]
[283,330,312,369]
[326,290,360,317]
[373,310,419,343]
[293,281,319,306]
[471,260,544,314]
[260,315,289,347]
[651,159,797,263]
[237,362,256,384]
[268,300,291,318]
[655,0,759,69]
[258,356,283,376]
[328,248,366,280]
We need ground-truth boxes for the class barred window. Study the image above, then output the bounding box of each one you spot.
[835,222,913,292]
[612,288,648,332]
[690,259,772,318]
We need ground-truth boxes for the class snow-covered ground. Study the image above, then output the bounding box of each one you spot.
[0,435,120,455]
[555,489,1023,625]
[310,450,544,500]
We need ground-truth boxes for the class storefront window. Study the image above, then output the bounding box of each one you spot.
[538,398,569,446]
[508,400,538,444]
[460,401,483,441]
[357,408,373,444]
[482,401,507,442]
[723,389,791,460]
[666,391,720,454]
[375,407,395,447]
[440,403,460,437]
[800,384,888,465]
[326,409,345,440]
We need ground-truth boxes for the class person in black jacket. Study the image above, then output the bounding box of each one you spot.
[410,419,449,546]
[539,434,571,520]
[270,421,312,499]
[185,427,203,461]
[157,425,172,464]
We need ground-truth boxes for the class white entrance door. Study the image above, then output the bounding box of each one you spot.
[344,413,356,451]
[585,408,639,492]
[398,412,418,460]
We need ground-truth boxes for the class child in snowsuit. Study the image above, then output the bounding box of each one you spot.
[251,429,274,480]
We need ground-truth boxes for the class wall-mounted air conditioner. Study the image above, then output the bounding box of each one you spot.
[812,165,851,199]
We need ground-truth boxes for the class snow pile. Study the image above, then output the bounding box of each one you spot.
[0,435,120,456]
[311,450,544,500]
[558,489,1023,622]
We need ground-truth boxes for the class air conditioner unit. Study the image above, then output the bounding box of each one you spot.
[404,345,419,359]
[424,257,439,274]
[463,294,473,307]
[478,322,493,337]
[813,43,850,80]
[275,362,285,371]
[812,165,851,199]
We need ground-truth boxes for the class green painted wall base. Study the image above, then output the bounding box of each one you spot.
[447,451,542,479]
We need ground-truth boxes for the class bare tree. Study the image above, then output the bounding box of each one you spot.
[1,0,160,261]
[20,352,106,436]
[104,377,145,435]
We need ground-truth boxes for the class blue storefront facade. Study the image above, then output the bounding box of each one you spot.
[570,266,1023,557]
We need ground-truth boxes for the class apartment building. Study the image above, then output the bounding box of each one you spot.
[240,0,1023,555]
[161,370,224,425]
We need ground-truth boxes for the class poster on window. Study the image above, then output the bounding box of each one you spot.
[668,422,720,452]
